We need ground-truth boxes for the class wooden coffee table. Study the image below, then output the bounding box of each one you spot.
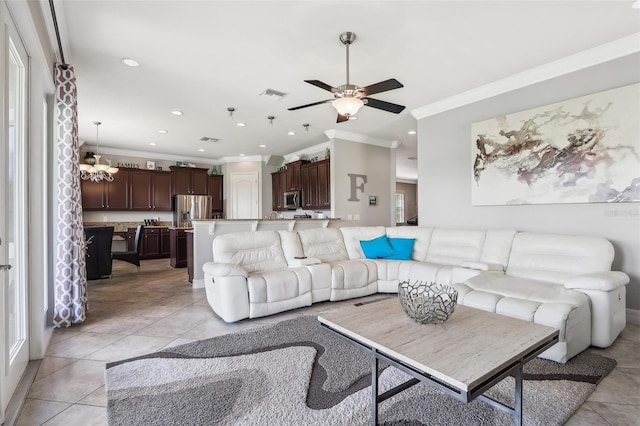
[318,298,559,425]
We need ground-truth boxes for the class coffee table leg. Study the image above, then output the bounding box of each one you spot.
[371,350,378,425]
[514,365,523,426]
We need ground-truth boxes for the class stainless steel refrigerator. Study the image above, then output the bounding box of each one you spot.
[173,195,212,227]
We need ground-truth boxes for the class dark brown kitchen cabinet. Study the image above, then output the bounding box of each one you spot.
[170,228,188,268]
[126,226,170,259]
[284,160,307,192]
[208,175,224,215]
[271,170,284,211]
[142,227,162,258]
[170,166,209,195]
[186,230,194,282]
[160,228,171,257]
[316,160,330,208]
[130,170,172,211]
[301,159,330,209]
[81,169,130,210]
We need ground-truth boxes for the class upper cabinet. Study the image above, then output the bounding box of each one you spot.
[301,159,330,210]
[130,170,172,211]
[208,175,224,215]
[81,166,217,212]
[81,169,130,210]
[271,170,284,211]
[170,166,209,195]
[284,160,307,192]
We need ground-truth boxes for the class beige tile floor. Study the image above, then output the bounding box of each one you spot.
[13,259,640,425]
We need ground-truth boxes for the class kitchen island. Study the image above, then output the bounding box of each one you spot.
[191,218,343,288]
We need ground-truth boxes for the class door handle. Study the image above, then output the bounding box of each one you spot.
[0,264,12,271]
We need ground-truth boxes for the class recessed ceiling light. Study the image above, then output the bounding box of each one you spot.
[158,129,168,134]
[408,130,417,135]
[198,148,205,152]
[149,142,157,146]
[121,58,139,67]
[259,144,266,148]
[171,110,183,116]
[236,122,246,127]
[288,131,296,136]
[633,0,640,9]
[240,153,245,157]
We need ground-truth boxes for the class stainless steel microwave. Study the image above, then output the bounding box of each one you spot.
[284,190,300,210]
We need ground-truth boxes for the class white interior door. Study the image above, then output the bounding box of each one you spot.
[0,2,29,420]
[229,172,259,219]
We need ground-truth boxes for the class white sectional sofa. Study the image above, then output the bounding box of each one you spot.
[202,226,629,363]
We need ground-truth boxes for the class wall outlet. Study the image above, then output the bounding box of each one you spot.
[347,214,353,220]
[102,216,108,221]
[354,214,360,221]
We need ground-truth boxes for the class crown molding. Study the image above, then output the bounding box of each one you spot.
[80,144,222,165]
[324,129,397,148]
[411,32,640,120]
[282,141,331,162]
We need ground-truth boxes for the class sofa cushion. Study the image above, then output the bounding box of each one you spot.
[425,228,486,265]
[247,267,311,304]
[340,226,386,259]
[463,273,590,307]
[278,230,305,260]
[213,231,287,273]
[479,229,517,267]
[360,235,396,259]
[386,237,415,260]
[386,226,433,261]
[298,228,349,262]
[506,232,615,285]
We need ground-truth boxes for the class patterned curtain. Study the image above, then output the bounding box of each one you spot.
[53,63,88,327]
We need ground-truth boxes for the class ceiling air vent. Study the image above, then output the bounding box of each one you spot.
[200,137,219,143]
[259,88,288,100]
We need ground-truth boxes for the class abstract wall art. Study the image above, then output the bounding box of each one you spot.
[471,83,640,205]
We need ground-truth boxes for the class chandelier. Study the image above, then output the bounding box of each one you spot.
[79,121,118,182]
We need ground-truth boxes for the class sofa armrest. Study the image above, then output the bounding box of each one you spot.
[460,261,505,272]
[564,271,629,291]
[202,262,248,278]
[287,257,322,267]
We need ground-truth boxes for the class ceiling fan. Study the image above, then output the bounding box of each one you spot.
[288,32,406,123]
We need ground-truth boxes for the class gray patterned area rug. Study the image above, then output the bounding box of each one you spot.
[105,314,615,426]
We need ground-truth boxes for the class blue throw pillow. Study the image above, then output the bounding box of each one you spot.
[360,235,396,259]
[385,238,415,260]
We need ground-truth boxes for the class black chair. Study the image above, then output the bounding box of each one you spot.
[85,226,114,280]
[112,225,144,271]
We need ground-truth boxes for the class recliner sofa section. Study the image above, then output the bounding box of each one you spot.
[202,226,629,363]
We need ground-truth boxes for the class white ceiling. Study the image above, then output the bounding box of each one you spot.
[56,1,640,181]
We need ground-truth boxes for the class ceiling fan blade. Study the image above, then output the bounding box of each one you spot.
[305,80,338,93]
[364,97,406,114]
[288,99,332,111]
[337,113,349,123]
[361,78,404,96]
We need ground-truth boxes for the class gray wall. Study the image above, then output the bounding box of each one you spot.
[332,138,395,226]
[418,53,640,310]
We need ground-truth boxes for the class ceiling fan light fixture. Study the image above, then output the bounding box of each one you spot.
[332,96,363,117]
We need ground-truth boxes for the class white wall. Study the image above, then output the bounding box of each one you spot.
[418,53,640,310]
[332,137,396,226]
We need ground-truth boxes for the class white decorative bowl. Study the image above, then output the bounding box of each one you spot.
[398,281,458,324]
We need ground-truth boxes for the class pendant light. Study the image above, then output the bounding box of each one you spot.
[79,121,119,182]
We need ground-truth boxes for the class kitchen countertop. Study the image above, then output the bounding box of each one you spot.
[192,218,340,222]
[84,221,171,232]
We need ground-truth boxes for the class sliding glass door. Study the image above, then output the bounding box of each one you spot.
[0,1,29,420]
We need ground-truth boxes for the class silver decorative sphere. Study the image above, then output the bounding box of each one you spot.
[398,281,458,324]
